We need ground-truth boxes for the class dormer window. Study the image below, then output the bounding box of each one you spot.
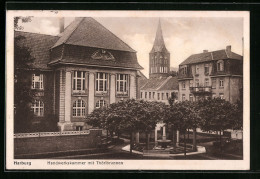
[217,60,224,71]
[204,64,209,74]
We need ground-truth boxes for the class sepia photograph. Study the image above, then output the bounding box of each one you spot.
[6,10,250,170]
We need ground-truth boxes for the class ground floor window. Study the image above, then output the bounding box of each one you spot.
[189,94,193,101]
[73,99,86,117]
[31,100,44,116]
[76,126,83,131]
[182,94,186,101]
[219,93,224,99]
[96,100,107,108]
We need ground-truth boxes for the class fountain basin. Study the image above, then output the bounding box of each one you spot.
[157,139,171,149]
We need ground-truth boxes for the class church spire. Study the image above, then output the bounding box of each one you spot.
[150,19,168,53]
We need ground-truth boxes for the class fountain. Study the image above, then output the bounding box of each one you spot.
[155,126,171,149]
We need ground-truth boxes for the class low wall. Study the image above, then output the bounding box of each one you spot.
[14,129,102,157]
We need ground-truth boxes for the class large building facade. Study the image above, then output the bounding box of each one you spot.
[178,46,243,103]
[15,17,142,131]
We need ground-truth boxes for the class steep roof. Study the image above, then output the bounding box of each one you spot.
[52,17,136,52]
[14,31,59,70]
[137,71,148,88]
[159,76,178,90]
[180,49,242,66]
[150,19,169,53]
[141,76,178,91]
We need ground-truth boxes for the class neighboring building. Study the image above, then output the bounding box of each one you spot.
[14,17,143,131]
[141,19,179,105]
[178,46,243,103]
[140,76,178,105]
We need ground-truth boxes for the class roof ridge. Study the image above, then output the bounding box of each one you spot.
[89,17,136,53]
[14,30,59,37]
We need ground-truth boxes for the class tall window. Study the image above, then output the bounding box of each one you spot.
[116,74,128,95]
[217,60,224,71]
[204,64,209,74]
[96,100,106,108]
[183,67,187,74]
[145,92,147,99]
[141,92,143,99]
[31,100,44,116]
[166,93,169,99]
[195,65,199,74]
[212,78,216,88]
[182,81,186,89]
[158,93,160,100]
[205,78,209,87]
[189,80,193,87]
[153,92,155,99]
[73,99,86,117]
[73,71,86,92]
[219,78,224,88]
[96,72,108,93]
[182,94,186,101]
[32,74,43,89]
[189,94,193,101]
[195,79,199,87]
[149,92,151,99]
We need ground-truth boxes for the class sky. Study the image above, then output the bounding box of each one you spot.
[17,17,243,78]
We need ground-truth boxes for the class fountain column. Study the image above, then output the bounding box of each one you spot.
[176,130,180,146]
[162,126,166,140]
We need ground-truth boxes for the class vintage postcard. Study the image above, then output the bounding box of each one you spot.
[6,10,250,170]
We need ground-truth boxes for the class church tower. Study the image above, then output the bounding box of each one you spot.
[149,19,170,79]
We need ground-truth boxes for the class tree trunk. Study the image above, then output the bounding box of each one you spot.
[187,129,190,140]
[145,132,150,150]
[172,125,176,149]
[106,129,109,144]
[184,130,187,159]
[130,132,133,154]
[219,130,222,154]
[192,127,197,151]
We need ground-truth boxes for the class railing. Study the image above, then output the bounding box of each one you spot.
[14,130,93,138]
[190,86,212,93]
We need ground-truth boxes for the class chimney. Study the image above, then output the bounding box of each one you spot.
[226,45,231,52]
[203,50,208,53]
[59,17,64,33]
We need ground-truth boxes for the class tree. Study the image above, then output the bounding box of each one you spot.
[168,92,177,107]
[164,101,198,157]
[14,17,35,133]
[14,16,32,30]
[86,99,165,153]
[199,98,238,152]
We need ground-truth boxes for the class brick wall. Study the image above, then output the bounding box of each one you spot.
[14,129,102,157]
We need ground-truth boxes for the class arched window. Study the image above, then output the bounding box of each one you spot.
[31,100,44,116]
[96,100,107,108]
[217,60,224,71]
[73,99,86,117]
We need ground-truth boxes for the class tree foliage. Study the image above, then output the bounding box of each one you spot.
[14,17,35,133]
[86,99,166,152]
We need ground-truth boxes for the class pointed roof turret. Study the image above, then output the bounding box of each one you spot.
[150,19,169,53]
